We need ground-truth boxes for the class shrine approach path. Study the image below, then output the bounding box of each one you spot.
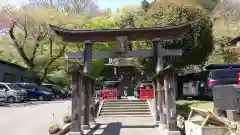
[88,116,161,135]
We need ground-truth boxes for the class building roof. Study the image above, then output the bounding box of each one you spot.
[0,59,27,70]
[49,20,197,43]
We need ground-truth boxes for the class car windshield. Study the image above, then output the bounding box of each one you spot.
[53,86,61,91]
[95,84,102,90]
[17,84,38,89]
[140,83,153,88]
[42,85,52,89]
[141,80,152,84]
[103,81,118,88]
[211,69,240,79]
[7,84,22,90]
[38,85,51,91]
[43,84,60,91]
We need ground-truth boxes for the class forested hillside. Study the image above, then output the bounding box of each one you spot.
[0,0,239,85]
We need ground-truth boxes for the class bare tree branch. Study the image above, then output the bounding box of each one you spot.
[26,0,100,15]
[9,21,35,67]
[40,42,67,83]
[30,29,49,63]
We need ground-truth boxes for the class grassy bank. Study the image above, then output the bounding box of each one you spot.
[176,100,213,117]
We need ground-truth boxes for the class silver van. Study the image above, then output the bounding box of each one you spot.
[0,82,27,103]
[0,91,5,105]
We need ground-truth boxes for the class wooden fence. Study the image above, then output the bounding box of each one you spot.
[152,66,179,131]
[70,68,96,132]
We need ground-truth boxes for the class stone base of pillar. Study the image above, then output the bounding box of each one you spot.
[226,110,240,121]
[89,120,97,126]
[158,124,181,135]
[68,132,84,135]
[159,124,166,131]
[164,130,181,135]
[154,121,160,126]
[82,124,90,130]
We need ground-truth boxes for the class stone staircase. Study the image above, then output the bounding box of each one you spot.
[99,100,152,117]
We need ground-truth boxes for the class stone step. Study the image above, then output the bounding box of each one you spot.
[104,101,147,103]
[104,102,148,105]
[101,106,149,109]
[101,108,150,112]
[99,114,153,117]
[100,111,151,116]
[103,104,148,107]
[104,100,147,103]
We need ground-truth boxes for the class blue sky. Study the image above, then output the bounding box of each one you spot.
[1,0,154,11]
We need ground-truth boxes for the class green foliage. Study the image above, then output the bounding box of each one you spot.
[0,0,232,86]
[208,1,240,65]
[1,8,81,83]
[134,1,213,74]
[164,0,219,11]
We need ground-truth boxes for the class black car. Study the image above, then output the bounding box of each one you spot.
[134,80,153,98]
[197,64,240,99]
[42,84,67,99]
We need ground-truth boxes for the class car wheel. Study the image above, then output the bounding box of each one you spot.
[38,96,45,101]
[7,96,16,103]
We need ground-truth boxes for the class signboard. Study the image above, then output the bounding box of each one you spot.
[112,58,134,66]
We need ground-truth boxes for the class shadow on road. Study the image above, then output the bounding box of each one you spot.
[87,122,156,135]
[87,122,122,135]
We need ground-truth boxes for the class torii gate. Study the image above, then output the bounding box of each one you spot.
[49,21,194,135]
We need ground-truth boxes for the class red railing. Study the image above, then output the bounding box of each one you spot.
[98,88,118,100]
[139,88,154,100]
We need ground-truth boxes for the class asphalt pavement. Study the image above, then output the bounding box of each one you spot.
[0,100,71,135]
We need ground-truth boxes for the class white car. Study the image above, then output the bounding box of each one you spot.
[0,91,6,105]
[0,82,27,103]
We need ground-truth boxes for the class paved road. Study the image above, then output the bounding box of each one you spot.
[0,100,70,135]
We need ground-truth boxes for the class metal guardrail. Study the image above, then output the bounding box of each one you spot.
[98,89,118,100]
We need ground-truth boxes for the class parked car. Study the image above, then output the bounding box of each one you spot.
[14,83,53,101]
[0,90,5,105]
[42,84,67,99]
[134,80,153,99]
[198,68,240,98]
[180,64,240,99]
[178,73,200,99]
[0,82,27,103]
